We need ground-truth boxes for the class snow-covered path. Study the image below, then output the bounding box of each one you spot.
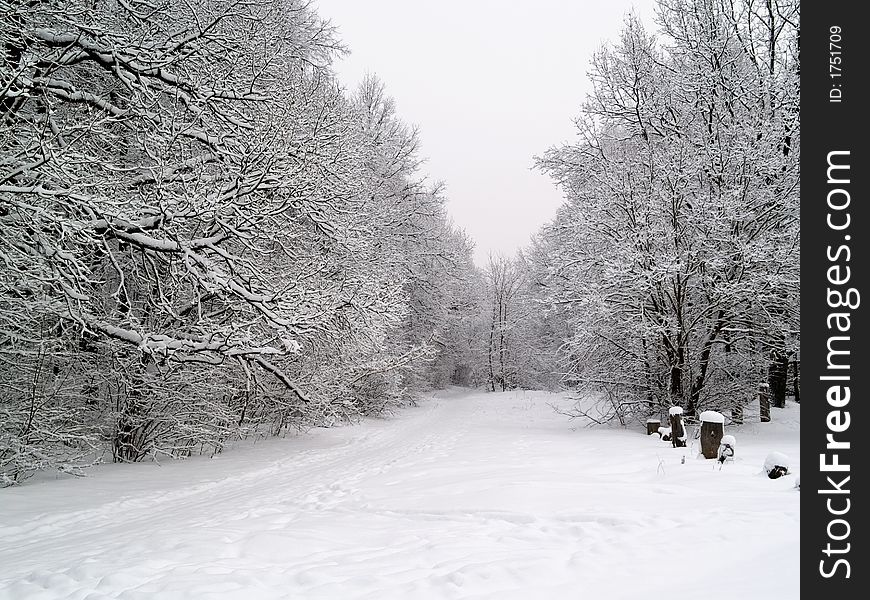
[0,389,800,600]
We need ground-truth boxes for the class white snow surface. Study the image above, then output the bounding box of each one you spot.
[721,434,737,446]
[0,389,800,600]
[699,410,725,424]
[668,406,683,416]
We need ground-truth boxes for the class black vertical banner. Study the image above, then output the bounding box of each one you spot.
[802,1,867,596]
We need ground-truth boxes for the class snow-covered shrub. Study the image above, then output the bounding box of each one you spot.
[764,452,790,479]
[717,435,736,463]
[0,342,103,485]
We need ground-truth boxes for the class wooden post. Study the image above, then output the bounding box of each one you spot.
[668,406,686,448]
[699,411,725,459]
[759,383,771,422]
[646,418,661,435]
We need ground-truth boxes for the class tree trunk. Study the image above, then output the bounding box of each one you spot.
[759,383,771,423]
[792,359,800,403]
[641,337,657,414]
[487,304,497,392]
[498,302,507,391]
[768,351,788,408]
[669,365,682,407]
[114,355,157,463]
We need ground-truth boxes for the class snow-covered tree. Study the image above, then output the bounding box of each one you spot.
[534,1,799,422]
[479,254,557,392]
[0,1,480,482]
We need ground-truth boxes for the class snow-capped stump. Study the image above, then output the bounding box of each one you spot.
[658,426,672,442]
[717,434,736,464]
[668,406,686,448]
[699,411,725,459]
[763,451,790,479]
[646,418,661,435]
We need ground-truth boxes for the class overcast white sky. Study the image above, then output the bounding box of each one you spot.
[314,0,658,265]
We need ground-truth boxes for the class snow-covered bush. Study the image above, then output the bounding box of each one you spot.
[718,435,736,463]
[763,452,790,479]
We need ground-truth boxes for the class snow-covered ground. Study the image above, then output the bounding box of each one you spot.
[0,389,800,600]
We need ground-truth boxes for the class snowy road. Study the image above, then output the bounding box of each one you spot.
[0,389,800,599]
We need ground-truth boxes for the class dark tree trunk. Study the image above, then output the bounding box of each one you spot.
[792,359,800,403]
[498,303,508,391]
[487,305,497,392]
[114,356,156,463]
[759,383,771,423]
[768,351,788,408]
[669,365,682,407]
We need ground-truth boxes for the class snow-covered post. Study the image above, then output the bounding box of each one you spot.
[646,418,661,435]
[759,383,771,423]
[699,411,725,459]
[668,406,686,448]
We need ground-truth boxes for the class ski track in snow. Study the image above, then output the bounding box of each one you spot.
[0,389,800,600]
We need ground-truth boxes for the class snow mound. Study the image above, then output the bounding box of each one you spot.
[668,406,683,416]
[764,451,790,478]
[646,418,661,423]
[699,410,725,424]
[720,434,736,447]
[764,451,790,470]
